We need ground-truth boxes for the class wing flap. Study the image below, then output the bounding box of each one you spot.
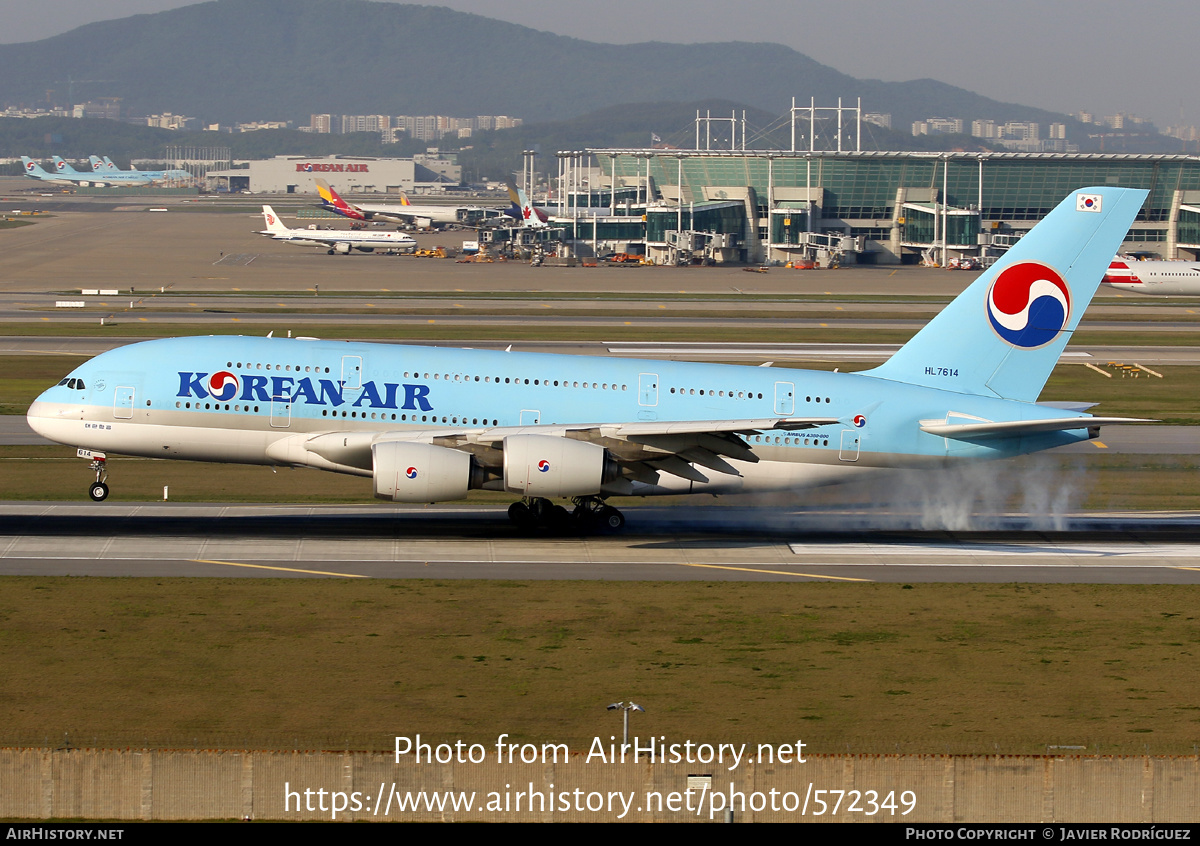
[920,416,1154,440]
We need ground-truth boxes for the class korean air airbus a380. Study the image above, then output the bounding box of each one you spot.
[27,188,1149,529]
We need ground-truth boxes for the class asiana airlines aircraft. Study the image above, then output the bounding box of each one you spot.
[26,187,1149,530]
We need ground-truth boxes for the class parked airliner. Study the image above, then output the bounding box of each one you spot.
[21,156,150,187]
[259,205,417,254]
[89,155,192,184]
[1103,258,1200,296]
[315,179,504,230]
[27,188,1149,529]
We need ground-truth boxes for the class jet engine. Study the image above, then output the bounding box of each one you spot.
[331,242,353,254]
[373,441,484,502]
[502,434,618,498]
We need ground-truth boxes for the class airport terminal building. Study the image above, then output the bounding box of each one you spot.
[553,150,1200,265]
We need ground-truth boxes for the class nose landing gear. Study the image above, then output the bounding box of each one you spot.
[81,450,109,501]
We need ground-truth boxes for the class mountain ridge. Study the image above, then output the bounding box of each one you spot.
[0,0,1082,132]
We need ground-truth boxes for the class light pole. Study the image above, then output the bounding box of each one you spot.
[606,701,644,746]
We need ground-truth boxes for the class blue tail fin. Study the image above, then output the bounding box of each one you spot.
[21,156,49,178]
[863,187,1147,402]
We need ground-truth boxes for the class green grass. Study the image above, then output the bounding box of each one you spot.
[1,578,1197,754]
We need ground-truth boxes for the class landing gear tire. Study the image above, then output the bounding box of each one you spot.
[508,501,534,527]
[570,497,625,532]
[600,506,625,530]
[89,482,109,502]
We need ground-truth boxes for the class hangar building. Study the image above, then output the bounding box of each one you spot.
[205,155,457,194]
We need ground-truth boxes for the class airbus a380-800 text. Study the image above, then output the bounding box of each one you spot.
[27,187,1149,529]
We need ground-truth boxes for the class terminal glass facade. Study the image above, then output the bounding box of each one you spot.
[589,150,1200,261]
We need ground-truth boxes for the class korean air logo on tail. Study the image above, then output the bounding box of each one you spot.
[207,371,240,402]
[985,261,1071,349]
[25,161,35,172]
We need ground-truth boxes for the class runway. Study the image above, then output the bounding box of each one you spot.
[4,502,1200,583]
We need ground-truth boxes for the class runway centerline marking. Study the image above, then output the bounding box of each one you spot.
[192,559,367,578]
[677,562,870,581]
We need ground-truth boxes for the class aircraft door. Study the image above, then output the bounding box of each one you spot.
[341,356,363,390]
[639,372,659,407]
[774,381,795,415]
[270,395,292,428]
[113,386,135,419]
[520,410,541,425]
[838,430,861,461]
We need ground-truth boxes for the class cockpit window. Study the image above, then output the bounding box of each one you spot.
[58,378,69,386]
[75,379,85,390]
[60,378,85,390]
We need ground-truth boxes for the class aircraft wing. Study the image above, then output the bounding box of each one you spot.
[266,416,839,484]
[920,416,1153,440]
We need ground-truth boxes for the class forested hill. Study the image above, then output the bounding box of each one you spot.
[0,0,1077,131]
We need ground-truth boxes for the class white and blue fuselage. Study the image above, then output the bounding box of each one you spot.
[26,187,1152,508]
[27,334,1098,497]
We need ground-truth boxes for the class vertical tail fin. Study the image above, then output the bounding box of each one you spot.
[89,156,104,172]
[51,156,79,175]
[314,179,364,220]
[506,182,549,228]
[260,205,290,235]
[863,187,1148,402]
[21,157,48,178]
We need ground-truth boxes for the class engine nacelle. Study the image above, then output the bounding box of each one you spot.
[373,441,482,502]
[331,241,353,254]
[502,434,618,498]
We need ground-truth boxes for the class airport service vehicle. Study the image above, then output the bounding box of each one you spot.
[27,188,1148,529]
[315,179,506,230]
[89,155,191,184]
[258,205,417,254]
[1102,258,1200,296]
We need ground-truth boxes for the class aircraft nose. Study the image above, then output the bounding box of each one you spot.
[26,390,82,444]
[26,395,55,438]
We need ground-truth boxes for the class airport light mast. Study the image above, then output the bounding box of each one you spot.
[606,701,644,746]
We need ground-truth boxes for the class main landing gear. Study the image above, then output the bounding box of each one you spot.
[87,454,109,501]
[507,496,626,532]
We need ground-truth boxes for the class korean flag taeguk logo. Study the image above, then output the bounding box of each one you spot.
[207,370,240,402]
[985,261,1071,349]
